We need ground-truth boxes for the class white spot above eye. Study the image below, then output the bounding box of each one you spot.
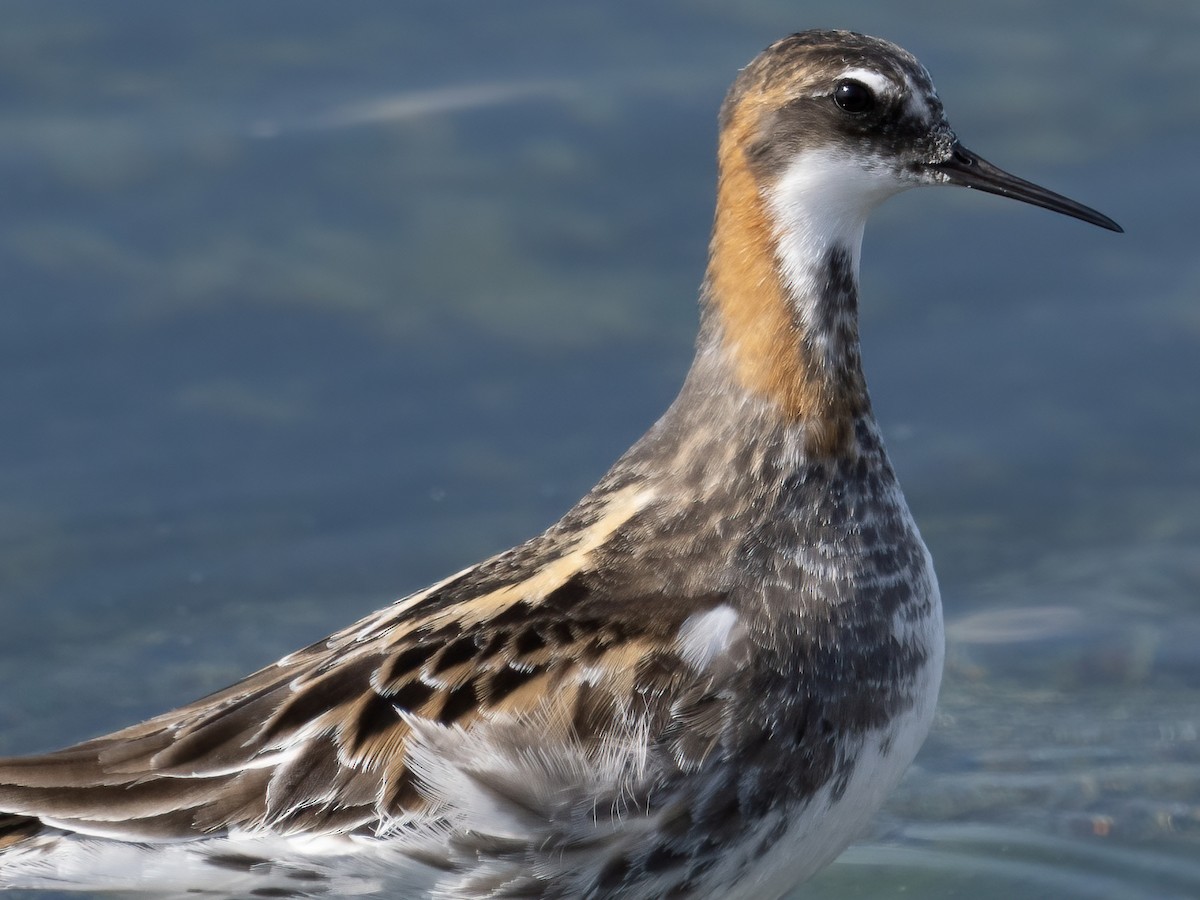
[836,66,935,125]
[675,605,741,671]
[835,68,894,101]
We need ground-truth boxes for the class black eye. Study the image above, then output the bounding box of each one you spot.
[833,79,876,114]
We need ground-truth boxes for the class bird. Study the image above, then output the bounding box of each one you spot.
[0,29,1120,900]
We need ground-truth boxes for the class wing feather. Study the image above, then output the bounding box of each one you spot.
[0,483,745,851]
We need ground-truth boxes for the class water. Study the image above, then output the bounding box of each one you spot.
[0,1,1197,897]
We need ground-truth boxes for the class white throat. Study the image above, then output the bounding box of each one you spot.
[760,148,912,373]
[765,148,912,301]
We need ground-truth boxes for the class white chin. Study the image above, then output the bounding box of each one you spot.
[765,148,911,293]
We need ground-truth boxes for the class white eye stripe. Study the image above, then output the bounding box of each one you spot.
[834,67,937,125]
[835,68,894,100]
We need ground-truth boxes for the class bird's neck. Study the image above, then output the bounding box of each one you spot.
[699,140,881,457]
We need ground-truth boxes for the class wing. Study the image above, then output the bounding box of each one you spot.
[0,482,744,847]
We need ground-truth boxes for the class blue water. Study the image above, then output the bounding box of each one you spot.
[1,2,1197,897]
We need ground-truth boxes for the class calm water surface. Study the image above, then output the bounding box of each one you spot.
[1,2,1198,898]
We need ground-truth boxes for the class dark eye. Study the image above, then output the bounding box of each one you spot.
[833,79,876,114]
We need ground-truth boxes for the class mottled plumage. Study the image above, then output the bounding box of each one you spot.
[0,29,1118,900]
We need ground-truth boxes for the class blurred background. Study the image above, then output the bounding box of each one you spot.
[0,2,1197,897]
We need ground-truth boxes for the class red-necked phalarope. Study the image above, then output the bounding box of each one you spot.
[0,30,1119,900]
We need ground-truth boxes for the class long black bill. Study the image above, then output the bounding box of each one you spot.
[932,143,1122,233]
